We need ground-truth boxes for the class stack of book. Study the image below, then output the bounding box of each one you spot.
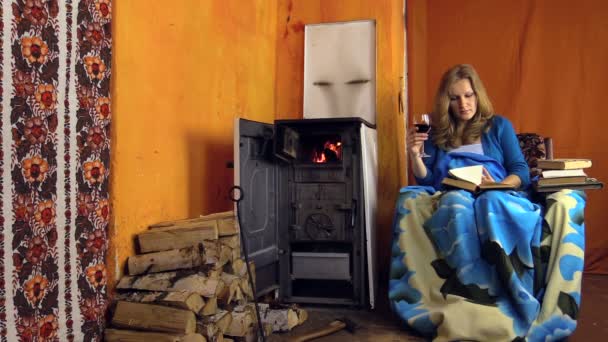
[534,159,603,192]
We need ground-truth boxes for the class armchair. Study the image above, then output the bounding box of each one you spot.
[517,132,553,178]
[389,132,586,341]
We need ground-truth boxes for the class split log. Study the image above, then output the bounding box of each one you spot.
[221,244,237,265]
[218,235,240,249]
[116,270,225,298]
[229,259,255,282]
[104,329,206,342]
[199,211,234,221]
[217,245,234,269]
[196,321,219,339]
[111,301,196,334]
[239,278,253,301]
[295,306,308,325]
[198,211,238,236]
[218,273,241,305]
[149,212,232,231]
[152,212,237,236]
[137,224,218,253]
[229,327,257,342]
[202,309,232,334]
[231,247,241,262]
[202,241,232,269]
[128,245,206,275]
[205,333,224,342]
[149,216,212,229]
[225,306,254,337]
[200,296,217,316]
[263,323,274,338]
[181,334,207,342]
[225,260,255,300]
[217,216,238,237]
[258,303,299,332]
[115,291,205,313]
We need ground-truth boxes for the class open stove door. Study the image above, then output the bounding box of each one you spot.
[234,118,281,297]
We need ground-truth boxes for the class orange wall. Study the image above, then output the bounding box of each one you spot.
[109,0,279,283]
[110,0,405,286]
[275,0,406,280]
[407,0,608,273]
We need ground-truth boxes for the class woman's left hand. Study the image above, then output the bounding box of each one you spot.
[481,167,496,184]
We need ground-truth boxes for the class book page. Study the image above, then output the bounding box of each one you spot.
[541,169,587,178]
[448,165,483,185]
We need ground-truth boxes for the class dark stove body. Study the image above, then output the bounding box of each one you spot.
[236,118,374,307]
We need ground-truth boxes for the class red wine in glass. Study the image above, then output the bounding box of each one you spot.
[415,123,431,133]
[415,114,431,157]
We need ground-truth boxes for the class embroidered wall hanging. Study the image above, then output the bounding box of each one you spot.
[1,0,111,340]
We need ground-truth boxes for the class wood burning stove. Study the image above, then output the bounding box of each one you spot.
[234,117,377,308]
[233,19,378,308]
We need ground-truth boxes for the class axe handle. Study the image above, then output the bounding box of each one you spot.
[290,320,347,342]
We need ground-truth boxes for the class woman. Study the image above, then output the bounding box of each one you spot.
[389,64,585,341]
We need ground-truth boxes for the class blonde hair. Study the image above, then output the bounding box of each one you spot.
[431,64,495,149]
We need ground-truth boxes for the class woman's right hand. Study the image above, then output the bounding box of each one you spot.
[406,126,429,159]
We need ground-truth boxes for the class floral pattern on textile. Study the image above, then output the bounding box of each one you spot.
[1,0,111,340]
[517,133,547,179]
[0,2,5,338]
[9,1,62,341]
[74,0,111,340]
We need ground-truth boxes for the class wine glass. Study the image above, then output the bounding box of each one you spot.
[414,113,431,158]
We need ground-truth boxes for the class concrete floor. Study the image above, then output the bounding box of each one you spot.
[266,273,608,341]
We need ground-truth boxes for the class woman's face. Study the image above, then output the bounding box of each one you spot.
[448,78,477,123]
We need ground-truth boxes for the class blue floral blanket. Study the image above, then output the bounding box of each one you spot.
[389,155,586,341]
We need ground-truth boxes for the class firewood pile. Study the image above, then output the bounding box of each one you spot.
[105,211,307,342]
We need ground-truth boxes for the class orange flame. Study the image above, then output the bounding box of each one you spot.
[312,140,342,163]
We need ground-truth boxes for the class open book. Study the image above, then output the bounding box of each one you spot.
[442,165,516,193]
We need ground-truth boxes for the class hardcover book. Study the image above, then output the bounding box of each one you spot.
[541,169,587,178]
[442,165,516,193]
[537,176,588,186]
[533,178,603,192]
[442,177,516,193]
[537,159,592,170]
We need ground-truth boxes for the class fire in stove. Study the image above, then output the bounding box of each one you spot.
[311,139,342,163]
